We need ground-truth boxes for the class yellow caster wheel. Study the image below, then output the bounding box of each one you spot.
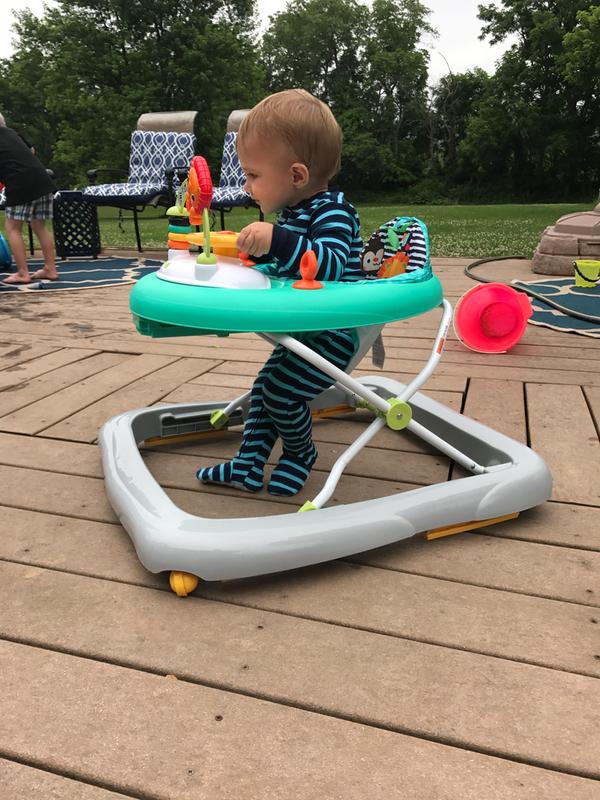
[169,571,199,597]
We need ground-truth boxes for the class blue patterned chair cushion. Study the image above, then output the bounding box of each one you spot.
[82,182,166,203]
[210,131,253,209]
[81,130,195,205]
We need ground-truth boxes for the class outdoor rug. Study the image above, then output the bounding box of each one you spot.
[512,276,600,338]
[0,257,162,293]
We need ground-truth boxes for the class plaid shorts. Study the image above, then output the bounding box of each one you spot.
[5,192,54,222]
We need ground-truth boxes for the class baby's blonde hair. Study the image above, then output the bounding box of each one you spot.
[238,89,342,181]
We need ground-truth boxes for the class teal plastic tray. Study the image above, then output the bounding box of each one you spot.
[130,269,444,337]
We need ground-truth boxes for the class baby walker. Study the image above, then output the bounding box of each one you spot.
[100,157,552,596]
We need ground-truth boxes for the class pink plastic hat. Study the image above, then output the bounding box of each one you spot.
[454,283,532,353]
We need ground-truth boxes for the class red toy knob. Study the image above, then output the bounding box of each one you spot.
[293,250,323,290]
[238,251,256,267]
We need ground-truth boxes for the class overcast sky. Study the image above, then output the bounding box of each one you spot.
[1,0,513,84]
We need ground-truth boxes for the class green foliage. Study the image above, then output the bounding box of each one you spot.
[1,203,585,258]
[0,0,599,202]
[0,0,264,186]
[262,0,432,191]
[460,0,600,198]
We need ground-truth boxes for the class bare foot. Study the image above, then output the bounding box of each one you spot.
[31,269,59,281]
[2,274,31,284]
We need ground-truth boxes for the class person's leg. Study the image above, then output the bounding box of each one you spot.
[196,347,283,491]
[264,329,356,496]
[3,216,30,283]
[30,219,58,280]
[30,196,58,280]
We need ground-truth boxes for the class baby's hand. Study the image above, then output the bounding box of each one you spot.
[237,222,273,258]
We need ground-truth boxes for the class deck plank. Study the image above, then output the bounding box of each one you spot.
[41,357,223,441]
[0,354,180,434]
[485,501,600,550]
[526,383,600,505]
[351,532,600,606]
[1,503,597,679]
[1,511,596,678]
[0,759,129,800]
[0,352,126,419]
[4,643,597,800]
[0,347,98,390]
[1,564,600,778]
[1,258,599,793]
[462,377,527,442]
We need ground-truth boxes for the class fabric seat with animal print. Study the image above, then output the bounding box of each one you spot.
[361,216,429,279]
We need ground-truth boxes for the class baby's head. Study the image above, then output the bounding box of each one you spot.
[237,89,342,214]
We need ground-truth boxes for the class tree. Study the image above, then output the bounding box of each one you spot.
[429,69,491,186]
[0,0,264,186]
[262,0,368,112]
[468,0,599,198]
[262,0,432,192]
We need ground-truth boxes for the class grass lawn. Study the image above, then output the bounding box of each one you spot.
[1,202,587,259]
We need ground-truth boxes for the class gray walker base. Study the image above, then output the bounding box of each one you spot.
[99,302,552,595]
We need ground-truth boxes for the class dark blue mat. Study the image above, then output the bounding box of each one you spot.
[0,257,161,293]
[512,276,600,338]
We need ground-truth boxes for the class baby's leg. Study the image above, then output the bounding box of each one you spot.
[196,347,283,490]
[264,329,356,496]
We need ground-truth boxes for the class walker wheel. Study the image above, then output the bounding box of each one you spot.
[385,398,412,430]
[169,571,200,597]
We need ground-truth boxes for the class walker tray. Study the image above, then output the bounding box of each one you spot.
[130,257,443,336]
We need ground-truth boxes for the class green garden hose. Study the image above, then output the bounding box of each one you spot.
[464,256,600,325]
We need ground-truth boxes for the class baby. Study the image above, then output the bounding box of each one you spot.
[197,89,364,497]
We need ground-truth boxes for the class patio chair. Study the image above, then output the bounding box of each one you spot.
[81,111,197,251]
[211,110,263,229]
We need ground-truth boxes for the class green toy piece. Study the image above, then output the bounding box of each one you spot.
[197,207,217,265]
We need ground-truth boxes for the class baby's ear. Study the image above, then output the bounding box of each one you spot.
[290,162,309,187]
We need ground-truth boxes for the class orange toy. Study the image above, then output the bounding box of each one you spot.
[185,156,213,225]
[186,156,216,265]
[293,250,323,290]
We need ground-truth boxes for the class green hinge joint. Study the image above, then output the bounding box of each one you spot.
[356,398,383,416]
[385,397,413,431]
[210,409,229,430]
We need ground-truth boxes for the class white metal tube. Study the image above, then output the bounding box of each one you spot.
[311,416,387,508]
[398,299,453,402]
[407,417,487,474]
[223,389,251,418]
[262,332,391,414]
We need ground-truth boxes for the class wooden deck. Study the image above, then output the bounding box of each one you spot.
[1,257,599,799]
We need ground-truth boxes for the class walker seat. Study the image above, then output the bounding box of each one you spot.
[99,164,552,596]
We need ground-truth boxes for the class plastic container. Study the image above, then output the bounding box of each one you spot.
[454,283,532,353]
[0,234,12,269]
[574,259,600,288]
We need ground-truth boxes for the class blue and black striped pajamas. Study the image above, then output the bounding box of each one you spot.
[198,191,364,496]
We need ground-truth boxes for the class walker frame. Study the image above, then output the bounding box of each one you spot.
[100,299,552,595]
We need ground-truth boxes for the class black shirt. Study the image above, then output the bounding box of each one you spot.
[0,126,55,206]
